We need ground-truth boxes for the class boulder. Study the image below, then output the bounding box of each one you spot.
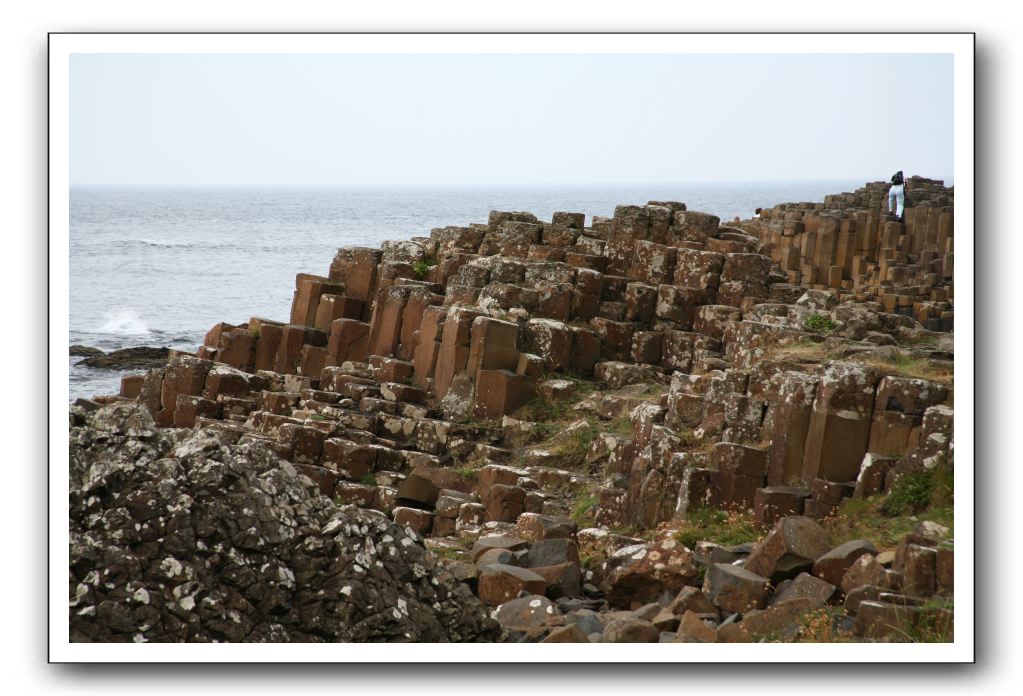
[478,564,548,607]
[603,618,660,643]
[599,534,699,609]
[773,572,837,608]
[396,465,472,508]
[812,540,878,587]
[702,563,770,614]
[744,516,831,582]
[492,595,559,632]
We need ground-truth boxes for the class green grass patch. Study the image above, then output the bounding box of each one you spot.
[803,313,836,335]
[412,257,436,279]
[571,493,598,527]
[543,419,601,470]
[824,483,953,549]
[881,467,953,517]
[674,507,764,549]
[516,395,564,423]
[455,466,477,480]
[359,472,377,486]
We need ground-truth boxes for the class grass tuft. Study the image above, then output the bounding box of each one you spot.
[803,314,836,334]
[674,507,763,549]
[412,257,437,279]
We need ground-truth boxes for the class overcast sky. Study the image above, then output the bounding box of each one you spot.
[70,53,953,187]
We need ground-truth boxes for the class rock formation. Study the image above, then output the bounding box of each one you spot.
[69,402,501,642]
[75,177,955,643]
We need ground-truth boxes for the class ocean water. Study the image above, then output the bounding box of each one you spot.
[69,181,866,400]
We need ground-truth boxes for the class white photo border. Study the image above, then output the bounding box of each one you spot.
[49,31,974,663]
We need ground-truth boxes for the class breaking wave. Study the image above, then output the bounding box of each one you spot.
[95,308,151,336]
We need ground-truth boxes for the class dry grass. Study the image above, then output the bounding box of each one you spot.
[858,351,953,385]
[796,607,852,643]
[823,494,953,549]
[768,340,953,386]
[673,507,765,549]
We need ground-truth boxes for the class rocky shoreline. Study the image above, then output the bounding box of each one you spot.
[70,177,955,643]
[71,345,170,370]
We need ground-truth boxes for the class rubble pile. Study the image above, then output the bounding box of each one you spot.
[69,403,501,643]
[76,177,955,642]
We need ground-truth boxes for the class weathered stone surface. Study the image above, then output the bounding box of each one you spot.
[599,534,698,609]
[603,618,660,643]
[854,601,921,639]
[674,610,718,643]
[397,465,472,508]
[802,362,881,483]
[69,403,500,643]
[702,563,770,614]
[745,516,831,582]
[813,540,878,587]
[740,598,816,641]
[841,553,892,595]
[493,595,559,632]
[478,564,548,607]
[773,572,837,607]
[753,486,810,526]
[541,623,589,643]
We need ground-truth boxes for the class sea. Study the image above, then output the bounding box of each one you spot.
[69,181,868,401]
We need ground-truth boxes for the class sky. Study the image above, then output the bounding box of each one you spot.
[70,53,954,187]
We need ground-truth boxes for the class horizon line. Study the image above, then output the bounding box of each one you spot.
[69,176,953,190]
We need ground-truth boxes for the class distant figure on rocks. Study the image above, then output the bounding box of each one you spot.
[888,170,906,221]
[754,208,762,219]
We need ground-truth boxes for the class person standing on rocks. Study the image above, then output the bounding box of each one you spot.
[888,170,906,221]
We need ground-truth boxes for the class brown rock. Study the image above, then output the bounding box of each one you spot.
[492,595,559,631]
[603,618,660,643]
[702,563,770,614]
[396,465,472,508]
[541,624,589,643]
[753,486,810,526]
[813,539,878,587]
[773,572,837,607]
[392,506,433,535]
[478,565,548,607]
[840,553,891,595]
[745,516,831,582]
[670,611,718,643]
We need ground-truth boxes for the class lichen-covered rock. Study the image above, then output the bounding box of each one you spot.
[597,532,698,609]
[69,403,501,643]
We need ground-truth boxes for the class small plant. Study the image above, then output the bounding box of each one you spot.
[455,466,476,480]
[607,415,634,436]
[824,486,953,548]
[528,421,559,443]
[797,607,850,643]
[902,598,954,642]
[571,494,598,526]
[803,313,836,334]
[863,350,953,385]
[426,543,469,561]
[543,419,601,470]
[881,470,939,517]
[674,507,763,549]
[359,472,377,486]
[412,257,436,279]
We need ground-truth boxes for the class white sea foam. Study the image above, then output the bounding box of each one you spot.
[95,308,151,336]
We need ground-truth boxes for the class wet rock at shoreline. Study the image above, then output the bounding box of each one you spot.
[76,346,170,370]
[69,345,105,357]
